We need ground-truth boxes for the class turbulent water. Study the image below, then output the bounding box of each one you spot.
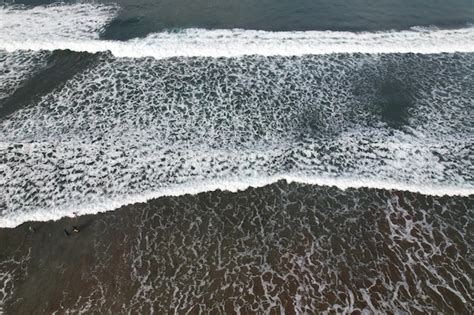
[1,50,474,227]
[0,0,473,313]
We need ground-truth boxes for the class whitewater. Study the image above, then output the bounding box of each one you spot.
[1,174,473,228]
[1,3,473,227]
[1,4,474,58]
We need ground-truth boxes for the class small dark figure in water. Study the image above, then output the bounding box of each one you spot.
[72,211,80,233]
[64,212,80,236]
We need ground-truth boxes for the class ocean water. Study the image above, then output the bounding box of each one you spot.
[1,182,473,313]
[0,0,473,313]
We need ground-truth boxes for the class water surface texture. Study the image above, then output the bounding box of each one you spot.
[1,182,473,313]
[0,1,473,313]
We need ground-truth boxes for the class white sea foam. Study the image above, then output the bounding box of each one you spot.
[0,50,49,101]
[1,4,474,58]
[1,174,472,228]
[0,3,118,40]
[1,53,473,228]
[1,4,473,228]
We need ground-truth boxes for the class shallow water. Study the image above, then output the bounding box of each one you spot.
[0,1,473,313]
[1,181,472,313]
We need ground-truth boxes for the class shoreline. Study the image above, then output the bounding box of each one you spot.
[1,180,472,313]
[2,178,472,229]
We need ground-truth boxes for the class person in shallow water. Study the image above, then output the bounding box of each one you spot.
[64,212,80,235]
[72,212,80,233]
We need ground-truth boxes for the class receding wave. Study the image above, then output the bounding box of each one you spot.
[1,52,472,227]
[1,4,474,58]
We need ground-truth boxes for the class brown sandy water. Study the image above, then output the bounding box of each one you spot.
[0,180,472,314]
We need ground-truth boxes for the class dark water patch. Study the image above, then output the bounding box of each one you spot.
[98,0,474,40]
[377,78,414,128]
[0,50,49,105]
[351,53,445,130]
[0,50,104,119]
[0,181,472,313]
[4,0,474,40]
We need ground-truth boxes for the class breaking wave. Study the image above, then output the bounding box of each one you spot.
[0,3,473,227]
[1,4,474,58]
[1,175,473,228]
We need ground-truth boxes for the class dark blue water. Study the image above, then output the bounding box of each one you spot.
[7,0,474,39]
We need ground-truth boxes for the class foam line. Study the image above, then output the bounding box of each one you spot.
[1,175,472,228]
[1,5,474,58]
[2,27,474,58]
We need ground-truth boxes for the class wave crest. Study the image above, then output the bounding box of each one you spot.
[1,4,474,58]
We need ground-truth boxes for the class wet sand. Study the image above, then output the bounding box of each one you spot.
[0,180,472,313]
